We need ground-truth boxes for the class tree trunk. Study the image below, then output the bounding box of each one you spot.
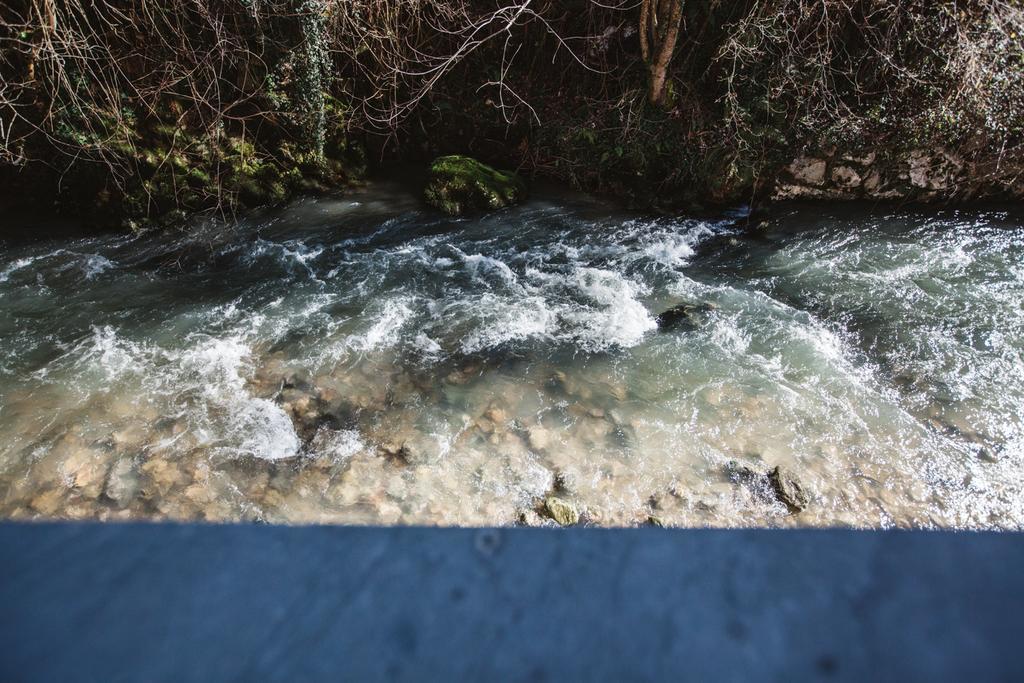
[640,0,684,106]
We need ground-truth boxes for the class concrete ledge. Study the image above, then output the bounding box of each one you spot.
[1,523,1022,681]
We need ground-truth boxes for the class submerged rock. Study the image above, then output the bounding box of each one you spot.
[29,488,65,517]
[59,442,110,500]
[140,455,187,496]
[104,457,140,508]
[656,302,716,331]
[424,155,526,216]
[725,460,809,515]
[543,496,580,526]
[527,426,551,451]
[380,441,414,465]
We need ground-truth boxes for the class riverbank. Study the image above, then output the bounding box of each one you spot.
[1,1,1020,231]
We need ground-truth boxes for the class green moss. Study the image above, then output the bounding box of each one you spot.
[424,155,526,215]
[29,80,366,230]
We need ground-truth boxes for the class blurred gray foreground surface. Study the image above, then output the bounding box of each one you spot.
[1,523,1022,682]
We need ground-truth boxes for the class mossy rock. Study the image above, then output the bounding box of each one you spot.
[424,155,526,216]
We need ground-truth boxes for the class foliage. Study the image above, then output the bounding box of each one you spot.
[0,0,1020,226]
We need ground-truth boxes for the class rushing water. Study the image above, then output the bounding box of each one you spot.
[1,185,1022,527]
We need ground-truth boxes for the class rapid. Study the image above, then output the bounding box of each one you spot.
[1,185,1021,527]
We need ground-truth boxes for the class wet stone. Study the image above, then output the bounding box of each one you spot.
[543,496,580,526]
[767,466,809,514]
[657,302,717,331]
[29,488,65,517]
[725,461,809,515]
[788,157,828,186]
[517,509,546,527]
[60,444,110,500]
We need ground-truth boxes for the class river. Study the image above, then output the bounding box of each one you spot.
[1,185,1021,527]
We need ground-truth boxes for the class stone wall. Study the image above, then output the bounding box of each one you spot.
[773,146,1023,202]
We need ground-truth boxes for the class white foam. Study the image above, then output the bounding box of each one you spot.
[81,254,115,279]
[641,232,699,267]
[458,251,520,288]
[233,398,301,460]
[314,428,365,462]
[413,332,443,357]
[181,335,252,392]
[163,335,296,460]
[245,238,325,276]
[351,297,415,352]
[708,315,750,355]
[454,264,657,353]
[563,267,656,350]
[0,256,42,283]
[85,325,150,380]
[62,327,303,462]
[460,295,557,353]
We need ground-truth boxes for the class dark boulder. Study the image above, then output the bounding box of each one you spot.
[656,302,717,331]
[767,466,809,514]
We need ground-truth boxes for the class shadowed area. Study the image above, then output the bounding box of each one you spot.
[1,522,1022,681]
